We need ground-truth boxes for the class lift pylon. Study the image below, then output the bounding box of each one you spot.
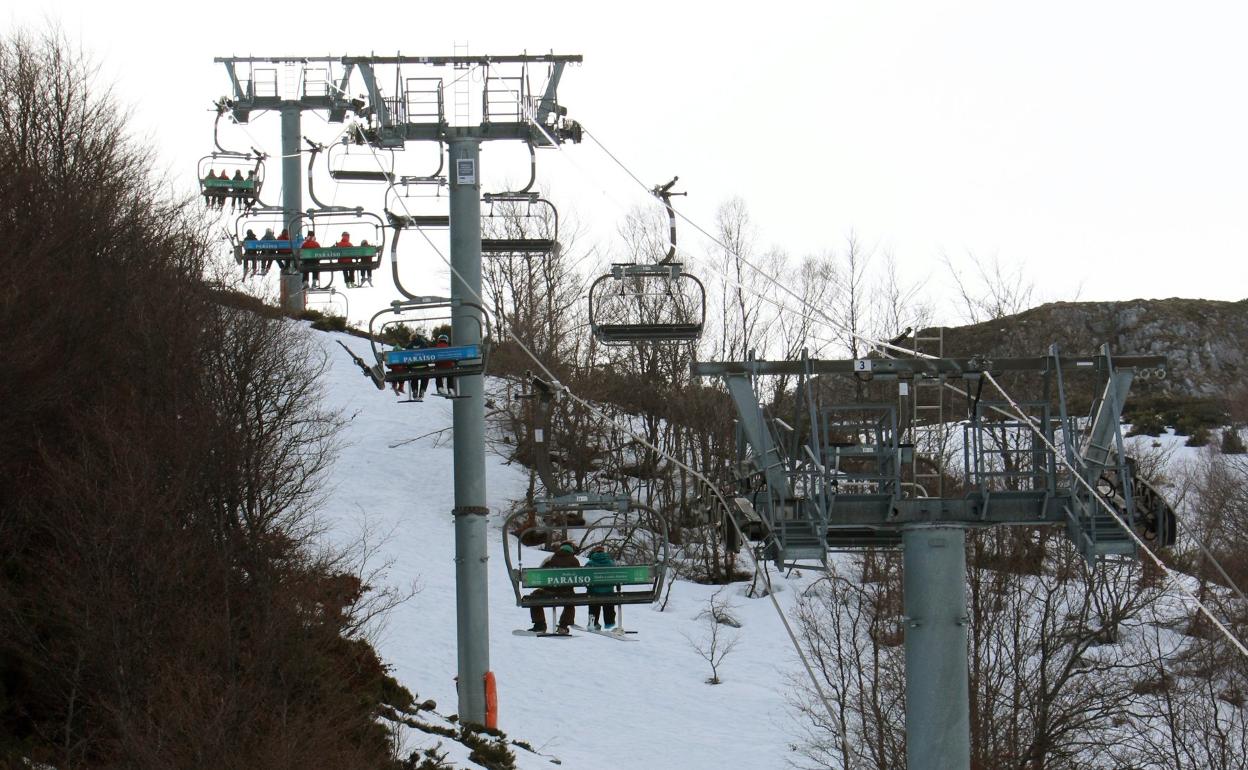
[694,346,1173,770]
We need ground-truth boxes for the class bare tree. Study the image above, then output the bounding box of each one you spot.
[942,251,1036,324]
[684,588,743,684]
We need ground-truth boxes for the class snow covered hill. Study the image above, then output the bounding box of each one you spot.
[319,327,818,770]
[315,324,1233,770]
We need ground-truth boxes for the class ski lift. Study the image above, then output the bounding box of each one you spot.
[198,101,265,209]
[384,176,450,230]
[327,138,396,183]
[502,495,670,609]
[588,262,706,344]
[288,140,387,279]
[290,208,386,277]
[360,298,490,400]
[587,177,705,344]
[382,177,450,298]
[478,140,559,257]
[305,285,349,319]
[230,209,297,275]
[480,192,559,257]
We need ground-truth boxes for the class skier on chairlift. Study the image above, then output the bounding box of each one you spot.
[229,169,245,212]
[434,334,456,396]
[358,239,374,286]
[256,227,275,276]
[276,228,292,271]
[336,231,355,287]
[407,332,432,401]
[301,231,321,288]
[243,229,258,275]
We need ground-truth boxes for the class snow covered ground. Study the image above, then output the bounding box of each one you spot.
[315,325,1231,769]
[319,328,818,770]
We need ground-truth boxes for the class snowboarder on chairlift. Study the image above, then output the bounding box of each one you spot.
[434,334,456,396]
[528,542,580,635]
[586,546,619,631]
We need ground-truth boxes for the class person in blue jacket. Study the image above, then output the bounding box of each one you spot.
[586,546,619,630]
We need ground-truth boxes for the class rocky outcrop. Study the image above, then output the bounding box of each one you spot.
[925,298,1248,399]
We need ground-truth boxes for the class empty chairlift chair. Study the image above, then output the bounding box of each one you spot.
[589,263,706,344]
[480,192,559,258]
[588,175,705,345]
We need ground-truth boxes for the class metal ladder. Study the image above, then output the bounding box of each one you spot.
[453,41,471,126]
[911,327,947,497]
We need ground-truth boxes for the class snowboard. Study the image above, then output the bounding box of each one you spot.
[512,629,576,638]
[572,624,638,641]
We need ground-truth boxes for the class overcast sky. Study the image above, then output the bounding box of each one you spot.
[11,0,1248,325]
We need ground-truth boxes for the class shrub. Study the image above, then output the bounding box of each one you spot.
[1222,428,1247,455]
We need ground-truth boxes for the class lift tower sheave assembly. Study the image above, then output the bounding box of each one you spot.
[695,347,1174,770]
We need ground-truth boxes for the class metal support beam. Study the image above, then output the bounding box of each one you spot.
[903,526,971,770]
[533,62,567,125]
[279,106,305,313]
[449,139,490,724]
[724,374,791,498]
[357,63,391,129]
[693,354,1165,379]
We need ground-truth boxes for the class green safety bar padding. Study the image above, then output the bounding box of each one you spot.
[202,178,256,189]
[521,565,655,588]
[298,246,380,260]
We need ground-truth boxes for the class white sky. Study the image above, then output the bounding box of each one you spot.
[11,0,1248,322]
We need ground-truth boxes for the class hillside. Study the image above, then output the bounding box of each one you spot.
[928,298,1248,398]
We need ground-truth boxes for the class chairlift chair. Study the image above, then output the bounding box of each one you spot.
[291,209,386,277]
[502,495,670,609]
[365,298,490,400]
[327,139,396,183]
[231,209,298,274]
[587,176,705,344]
[480,192,560,257]
[384,176,450,230]
[198,153,264,208]
[199,103,265,208]
[588,262,707,344]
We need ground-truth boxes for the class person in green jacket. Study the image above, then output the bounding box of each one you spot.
[586,546,619,630]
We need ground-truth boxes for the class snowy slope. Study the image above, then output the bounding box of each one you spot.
[318,328,814,770]
[315,325,1232,770]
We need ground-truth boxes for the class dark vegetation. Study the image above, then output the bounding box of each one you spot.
[0,30,421,768]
